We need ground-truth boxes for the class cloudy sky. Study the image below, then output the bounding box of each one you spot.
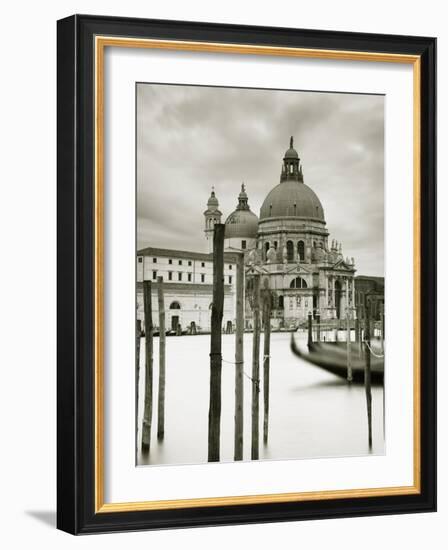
[137,84,384,276]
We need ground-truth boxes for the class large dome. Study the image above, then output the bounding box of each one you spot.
[259,180,325,221]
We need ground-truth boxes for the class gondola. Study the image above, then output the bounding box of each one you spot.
[290,334,384,384]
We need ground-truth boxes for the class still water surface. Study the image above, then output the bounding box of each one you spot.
[137,332,384,466]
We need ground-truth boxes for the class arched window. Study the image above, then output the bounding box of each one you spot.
[278,295,284,309]
[169,301,181,309]
[290,277,307,289]
[264,242,270,259]
[286,240,294,261]
[273,241,278,250]
[297,240,305,261]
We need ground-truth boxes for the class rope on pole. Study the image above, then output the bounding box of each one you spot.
[362,339,385,358]
[222,358,260,390]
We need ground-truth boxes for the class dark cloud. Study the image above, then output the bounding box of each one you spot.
[137,84,384,276]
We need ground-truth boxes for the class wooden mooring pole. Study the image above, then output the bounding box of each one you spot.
[208,224,224,462]
[356,307,362,357]
[157,276,166,441]
[307,311,313,347]
[136,319,142,398]
[234,252,244,461]
[380,303,385,437]
[251,273,261,460]
[262,279,271,445]
[142,281,153,452]
[364,304,373,449]
[136,319,141,453]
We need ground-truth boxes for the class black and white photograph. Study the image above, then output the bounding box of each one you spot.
[0,0,441,543]
[135,83,385,466]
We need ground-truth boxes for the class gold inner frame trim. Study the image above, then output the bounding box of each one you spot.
[94,35,421,513]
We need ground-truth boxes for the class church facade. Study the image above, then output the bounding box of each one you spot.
[212,137,356,330]
[137,137,358,332]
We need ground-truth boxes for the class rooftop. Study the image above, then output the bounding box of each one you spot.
[137,246,239,263]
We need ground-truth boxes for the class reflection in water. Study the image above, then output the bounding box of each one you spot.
[137,332,384,466]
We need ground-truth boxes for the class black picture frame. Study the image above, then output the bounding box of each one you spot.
[57,14,436,534]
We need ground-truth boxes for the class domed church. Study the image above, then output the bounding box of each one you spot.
[205,137,357,328]
[137,137,359,334]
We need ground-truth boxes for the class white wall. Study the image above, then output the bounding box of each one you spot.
[0,1,444,549]
[137,254,235,285]
[136,287,236,331]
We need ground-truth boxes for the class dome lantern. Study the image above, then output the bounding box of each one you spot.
[236,183,249,210]
[281,136,304,183]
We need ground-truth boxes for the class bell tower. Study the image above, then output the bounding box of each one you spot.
[204,187,222,252]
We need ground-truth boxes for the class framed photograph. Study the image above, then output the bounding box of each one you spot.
[57,14,436,534]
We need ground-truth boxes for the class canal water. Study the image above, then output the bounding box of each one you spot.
[137,331,384,466]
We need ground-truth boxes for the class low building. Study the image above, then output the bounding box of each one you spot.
[136,247,237,333]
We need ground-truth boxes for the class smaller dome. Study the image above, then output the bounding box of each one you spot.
[225,183,259,239]
[225,209,258,238]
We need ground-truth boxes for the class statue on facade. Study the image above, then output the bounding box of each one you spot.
[266,246,277,264]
